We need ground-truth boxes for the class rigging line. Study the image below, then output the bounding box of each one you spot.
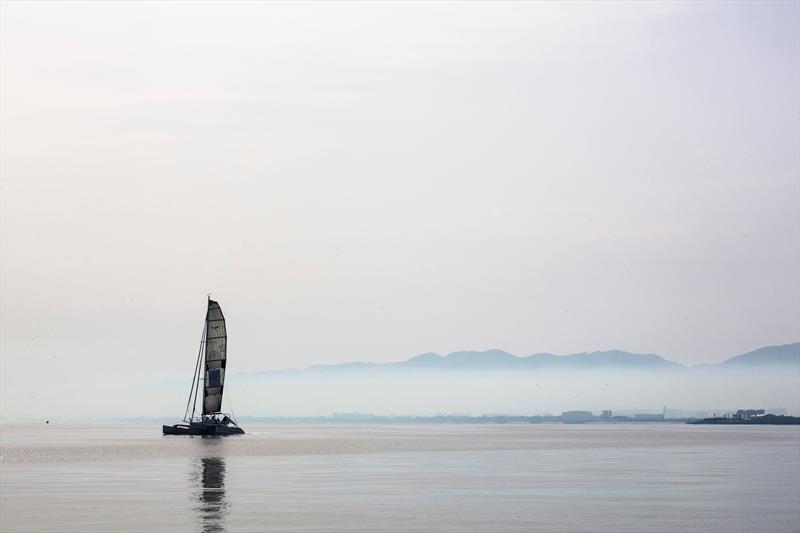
[190,319,207,422]
[192,315,208,420]
[183,318,206,422]
[226,386,237,425]
[188,334,205,422]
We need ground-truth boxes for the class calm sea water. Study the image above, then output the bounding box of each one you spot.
[1,423,798,532]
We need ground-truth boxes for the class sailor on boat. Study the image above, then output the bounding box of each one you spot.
[163,297,245,436]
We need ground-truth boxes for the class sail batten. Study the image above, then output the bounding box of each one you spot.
[203,299,227,415]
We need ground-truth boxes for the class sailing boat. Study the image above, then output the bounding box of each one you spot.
[163,298,245,436]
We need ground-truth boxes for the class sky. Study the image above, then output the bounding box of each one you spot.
[1,1,798,417]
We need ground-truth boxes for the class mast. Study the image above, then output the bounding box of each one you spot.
[184,320,206,422]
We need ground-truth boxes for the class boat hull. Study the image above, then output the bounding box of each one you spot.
[162,421,245,436]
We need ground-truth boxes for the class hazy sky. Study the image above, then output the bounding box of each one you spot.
[1,1,798,408]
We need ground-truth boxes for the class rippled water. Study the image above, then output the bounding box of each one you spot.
[1,424,798,532]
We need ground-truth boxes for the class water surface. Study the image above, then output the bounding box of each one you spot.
[1,424,798,532]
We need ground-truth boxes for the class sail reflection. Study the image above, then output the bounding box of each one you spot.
[195,457,228,533]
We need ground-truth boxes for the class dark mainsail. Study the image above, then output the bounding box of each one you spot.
[203,299,227,415]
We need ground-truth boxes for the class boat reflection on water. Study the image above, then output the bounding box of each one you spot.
[195,456,229,533]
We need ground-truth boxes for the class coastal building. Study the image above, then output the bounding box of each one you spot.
[561,411,594,424]
[735,409,765,419]
[633,413,665,421]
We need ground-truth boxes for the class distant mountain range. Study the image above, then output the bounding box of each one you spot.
[250,342,799,376]
[704,343,800,367]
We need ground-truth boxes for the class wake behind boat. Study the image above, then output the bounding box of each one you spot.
[163,298,244,436]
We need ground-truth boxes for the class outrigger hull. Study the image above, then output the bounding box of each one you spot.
[163,421,244,436]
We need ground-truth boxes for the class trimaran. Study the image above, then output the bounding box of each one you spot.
[163,297,245,435]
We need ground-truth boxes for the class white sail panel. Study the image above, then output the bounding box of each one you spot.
[203,300,227,415]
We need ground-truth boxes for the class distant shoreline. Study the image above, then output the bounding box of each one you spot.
[0,415,751,425]
[688,415,800,425]
[5,413,799,426]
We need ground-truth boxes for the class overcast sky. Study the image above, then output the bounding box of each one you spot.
[1,1,798,411]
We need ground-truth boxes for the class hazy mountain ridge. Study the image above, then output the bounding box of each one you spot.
[250,343,799,376]
[716,343,799,367]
